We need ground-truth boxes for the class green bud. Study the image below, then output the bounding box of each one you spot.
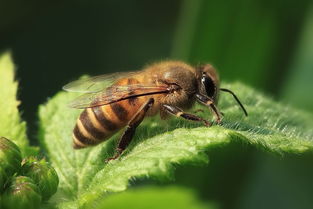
[21,156,59,200]
[0,137,22,191]
[3,176,41,209]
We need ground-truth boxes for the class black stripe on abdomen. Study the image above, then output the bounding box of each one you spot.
[92,106,118,130]
[79,110,107,140]
[111,103,128,121]
[73,125,98,146]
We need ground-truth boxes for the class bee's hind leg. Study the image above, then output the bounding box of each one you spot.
[106,98,154,162]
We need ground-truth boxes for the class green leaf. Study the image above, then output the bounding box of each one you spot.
[282,3,313,113]
[38,82,313,208]
[92,186,216,209]
[0,52,37,156]
[171,0,279,88]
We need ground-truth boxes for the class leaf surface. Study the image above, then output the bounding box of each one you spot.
[38,82,313,208]
[93,186,215,209]
[0,52,36,156]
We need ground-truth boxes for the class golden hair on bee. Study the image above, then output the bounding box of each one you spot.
[63,61,248,161]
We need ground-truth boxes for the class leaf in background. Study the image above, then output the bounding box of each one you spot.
[282,3,313,113]
[237,4,313,209]
[219,83,313,154]
[0,52,37,156]
[172,0,311,93]
[171,0,277,88]
[93,186,216,209]
[38,82,313,208]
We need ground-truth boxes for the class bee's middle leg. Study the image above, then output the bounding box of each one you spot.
[106,98,154,162]
[162,104,211,126]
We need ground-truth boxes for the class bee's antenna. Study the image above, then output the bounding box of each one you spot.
[220,88,248,116]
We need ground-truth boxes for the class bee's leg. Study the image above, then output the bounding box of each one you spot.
[195,94,222,124]
[106,98,154,162]
[162,104,211,126]
[194,109,222,116]
[194,109,204,113]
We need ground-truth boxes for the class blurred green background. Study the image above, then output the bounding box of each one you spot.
[1,0,313,209]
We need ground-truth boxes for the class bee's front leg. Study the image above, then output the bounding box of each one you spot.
[106,98,154,162]
[195,94,222,124]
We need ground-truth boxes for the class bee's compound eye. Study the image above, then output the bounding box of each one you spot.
[201,75,216,98]
[201,77,205,83]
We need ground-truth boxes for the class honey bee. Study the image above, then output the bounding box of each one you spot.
[63,61,248,161]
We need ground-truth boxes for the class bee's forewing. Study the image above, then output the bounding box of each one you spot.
[63,72,138,93]
[68,84,169,109]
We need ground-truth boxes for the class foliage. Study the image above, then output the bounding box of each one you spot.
[0,137,58,208]
[1,52,313,208]
[3,176,42,209]
[0,53,37,156]
[39,79,313,208]
[0,137,22,191]
[21,156,59,200]
[94,186,216,209]
[0,54,57,208]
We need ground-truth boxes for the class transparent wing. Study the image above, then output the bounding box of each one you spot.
[63,72,139,93]
[68,84,169,109]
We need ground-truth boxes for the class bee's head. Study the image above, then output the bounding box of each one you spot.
[197,64,220,103]
[196,63,248,117]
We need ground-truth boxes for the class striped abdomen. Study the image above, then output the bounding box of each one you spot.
[73,102,135,149]
[72,94,146,148]
[72,77,153,149]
